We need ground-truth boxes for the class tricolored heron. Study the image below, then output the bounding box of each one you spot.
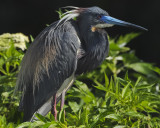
[15,6,147,121]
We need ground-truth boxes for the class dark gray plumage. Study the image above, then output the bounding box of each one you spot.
[16,21,80,121]
[15,6,147,121]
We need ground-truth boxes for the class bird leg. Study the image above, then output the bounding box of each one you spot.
[60,90,65,115]
[51,94,57,121]
[51,90,65,121]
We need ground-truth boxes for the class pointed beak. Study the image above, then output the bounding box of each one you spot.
[101,16,148,31]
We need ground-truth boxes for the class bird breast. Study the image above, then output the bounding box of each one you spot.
[76,31,109,74]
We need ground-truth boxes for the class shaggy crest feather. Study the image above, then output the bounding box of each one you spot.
[55,8,80,28]
[61,6,79,9]
[44,7,82,48]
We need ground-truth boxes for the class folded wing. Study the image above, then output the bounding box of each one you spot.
[15,20,80,121]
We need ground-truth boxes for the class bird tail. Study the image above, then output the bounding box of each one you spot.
[19,90,35,122]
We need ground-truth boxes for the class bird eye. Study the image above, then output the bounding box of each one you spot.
[97,15,102,19]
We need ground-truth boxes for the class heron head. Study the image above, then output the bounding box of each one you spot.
[58,6,147,32]
[78,6,147,31]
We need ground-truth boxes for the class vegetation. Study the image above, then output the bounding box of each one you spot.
[0,32,160,128]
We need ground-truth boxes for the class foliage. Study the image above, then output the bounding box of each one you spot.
[0,33,29,51]
[0,33,27,124]
[16,77,160,128]
[0,115,16,128]
[0,31,160,128]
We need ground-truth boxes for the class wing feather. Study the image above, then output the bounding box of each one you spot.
[15,20,80,121]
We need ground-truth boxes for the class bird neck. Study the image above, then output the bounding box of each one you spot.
[78,22,107,52]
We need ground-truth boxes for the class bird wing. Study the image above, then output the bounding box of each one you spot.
[15,20,80,121]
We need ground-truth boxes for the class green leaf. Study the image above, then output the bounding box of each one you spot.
[135,76,142,87]
[16,122,32,128]
[104,73,109,88]
[124,71,129,81]
[115,78,120,95]
[30,35,34,42]
[93,80,107,91]
[121,51,139,64]
[105,114,121,120]
[126,62,155,75]
[122,81,131,98]
[74,80,96,103]
[109,77,114,91]
[109,43,121,51]
[107,62,116,73]
[6,43,15,58]
[42,122,52,128]
[35,113,48,123]
[106,96,111,107]
[153,67,160,75]
[136,84,155,89]
[68,101,80,113]
[56,8,64,19]
[58,108,66,124]
[125,111,143,118]
[116,32,140,45]
[30,121,45,128]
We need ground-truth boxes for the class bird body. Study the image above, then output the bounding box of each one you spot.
[15,6,147,121]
